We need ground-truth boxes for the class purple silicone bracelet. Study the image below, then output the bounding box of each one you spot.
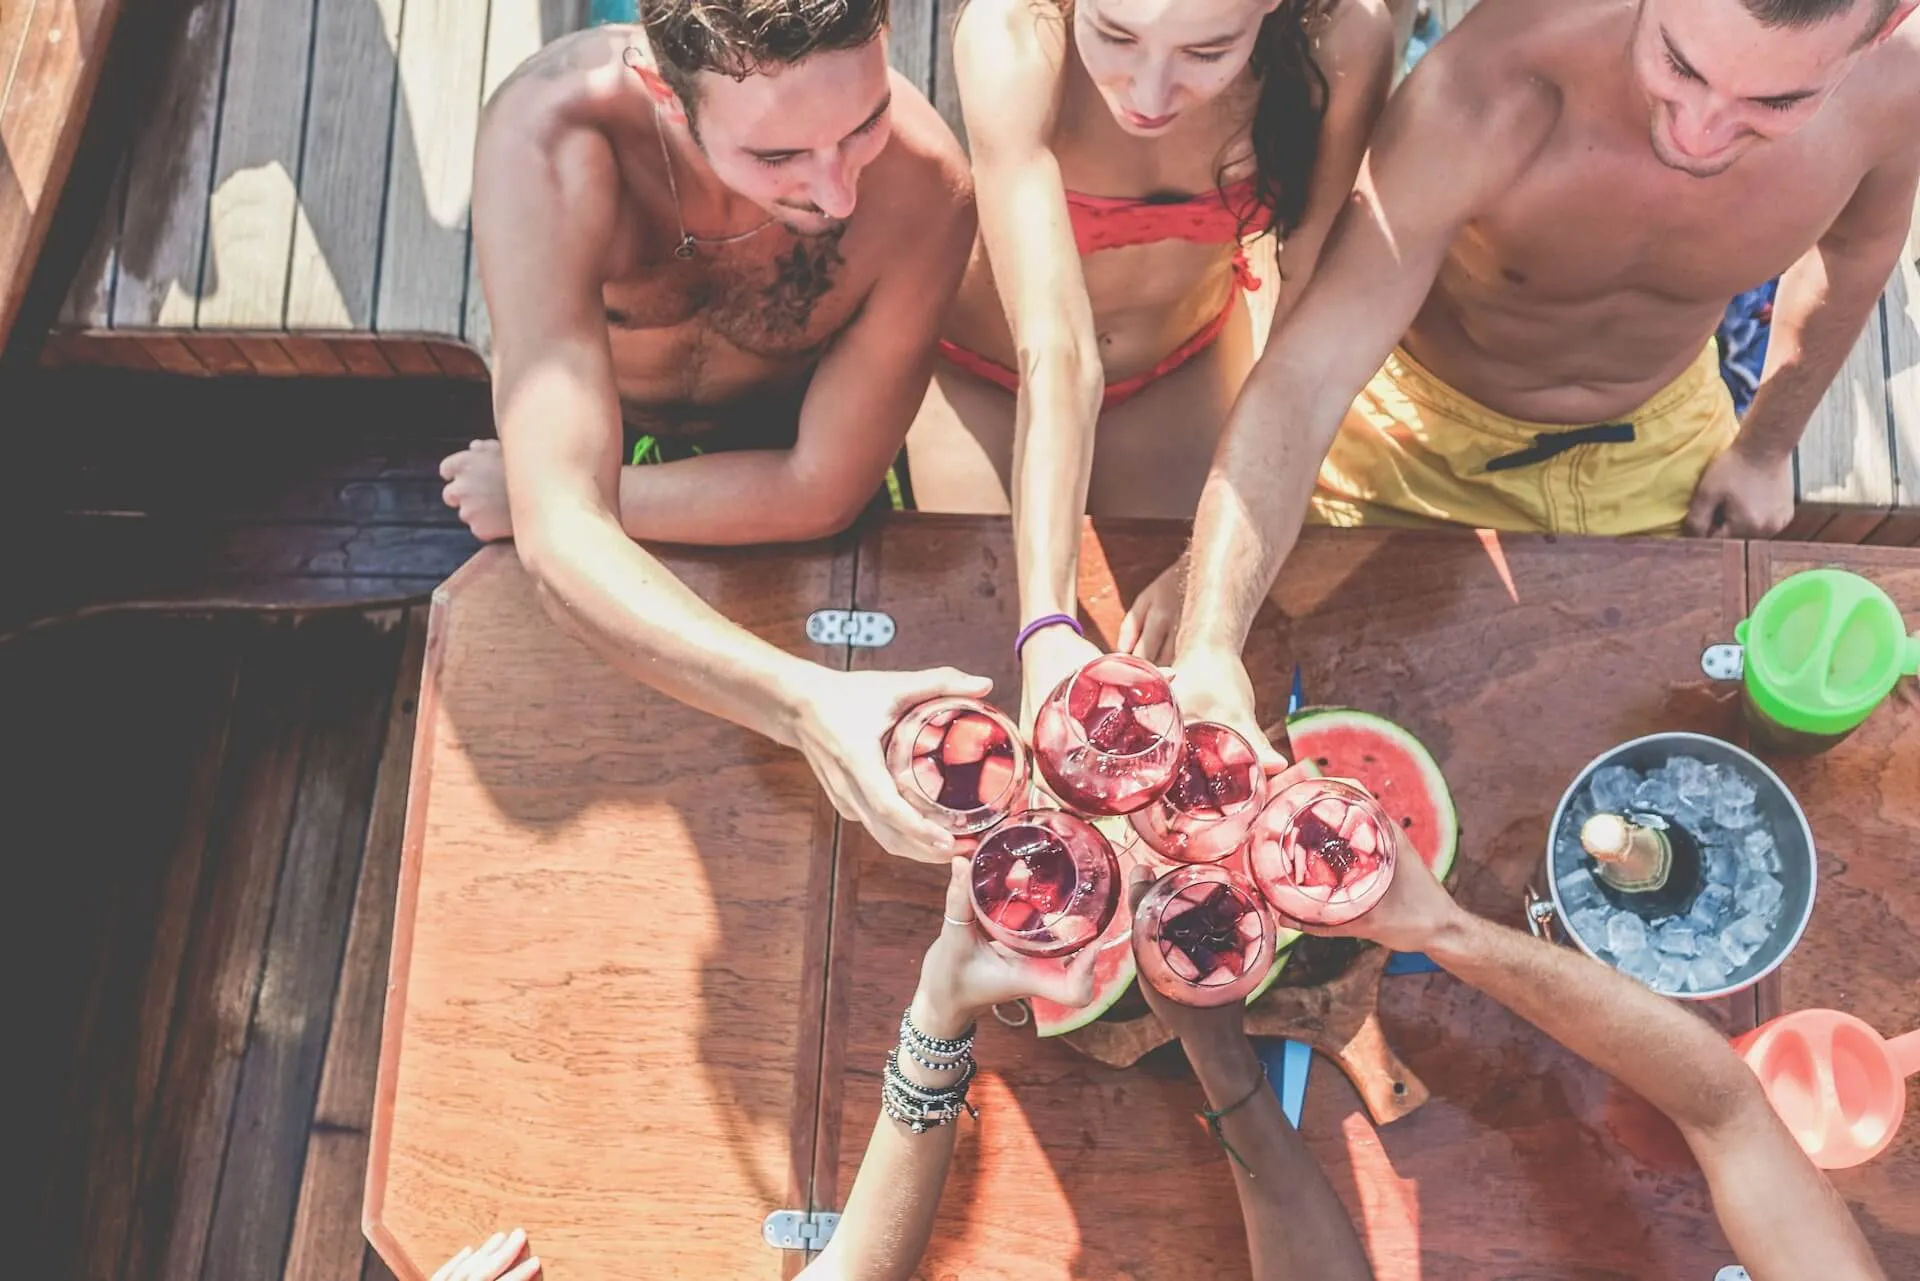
[1015,612,1084,658]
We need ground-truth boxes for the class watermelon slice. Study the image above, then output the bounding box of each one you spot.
[1031,882,1137,1037]
[1282,708,1458,882]
[1031,816,1142,1036]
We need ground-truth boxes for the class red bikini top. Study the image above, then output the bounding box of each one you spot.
[1065,174,1263,289]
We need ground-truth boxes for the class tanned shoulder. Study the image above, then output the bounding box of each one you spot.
[1315,0,1395,81]
[1388,0,1564,169]
[861,72,978,258]
[472,29,629,290]
[1863,20,1920,160]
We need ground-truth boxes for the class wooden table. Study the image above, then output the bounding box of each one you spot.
[1746,542,1920,1259]
[367,516,1920,1279]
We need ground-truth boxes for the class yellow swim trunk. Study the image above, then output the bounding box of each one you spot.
[1309,340,1739,536]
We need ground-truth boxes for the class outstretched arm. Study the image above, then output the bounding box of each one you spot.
[1330,847,1887,1281]
[800,859,1101,1281]
[1169,50,1553,752]
[476,91,988,864]
[1124,868,1374,1280]
[951,0,1108,715]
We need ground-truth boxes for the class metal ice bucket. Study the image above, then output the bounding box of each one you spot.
[1528,731,1817,1001]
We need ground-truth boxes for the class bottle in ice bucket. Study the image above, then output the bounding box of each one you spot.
[1579,811,1704,919]
[1732,568,1919,755]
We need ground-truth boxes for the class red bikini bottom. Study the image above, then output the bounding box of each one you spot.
[937,291,1239,410]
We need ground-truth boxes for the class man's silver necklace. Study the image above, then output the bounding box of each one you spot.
[652,107,776,260]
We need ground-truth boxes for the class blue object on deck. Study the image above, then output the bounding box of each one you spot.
[1716,279,1778,419]
[1386,951,1442,975]
[1403,5,1445,75]
[591,0,638,24]
[1254,1037,1313,1128]
[1287,664,1305,718]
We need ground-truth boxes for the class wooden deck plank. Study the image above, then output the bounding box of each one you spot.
[286,0,407,330]
[0,0,121,350]
[889,0,937,104]
[8,622,130,1276]
[1787,299,1894,537]
[201,611,408,1281]
[283,605,430,1281]
[55,148,125,329]
[376,0,488,336]
[930,0,965,141]
[106,0,233,328]
[1878,252,1919,546]
[42,619,244,1281]
[117,619,319,1281]
[195,0,318,330]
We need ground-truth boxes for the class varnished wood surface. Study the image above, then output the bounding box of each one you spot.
[0,370,486,634]
[0,0,121,353]
[365,544,853,1280]
[1747,541,1920,1272]
[16,607,427,1281]
[810,515,1759,1279]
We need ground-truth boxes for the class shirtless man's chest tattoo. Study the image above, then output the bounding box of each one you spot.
[603,227,858,360]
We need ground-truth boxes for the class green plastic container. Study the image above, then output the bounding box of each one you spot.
[1735,569,1920,754]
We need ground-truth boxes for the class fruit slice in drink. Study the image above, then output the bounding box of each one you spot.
[1130,721,1266,863]
[969,809,1120,958]
[886,697,1030,842]
[1033,654,1183,816]
[1247,777,1397,927]
[1133,864,1275,1007]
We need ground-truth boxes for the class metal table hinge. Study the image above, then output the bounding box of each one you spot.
[763,1209,840,1251]
[1701,643,1744,681]
[806,609,895,648]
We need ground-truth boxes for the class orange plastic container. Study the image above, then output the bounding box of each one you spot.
[1733,1009,1920,1170]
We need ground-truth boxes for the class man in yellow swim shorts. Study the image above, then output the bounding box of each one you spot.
[1157,0,1919,758]
[1185,0,1917,550]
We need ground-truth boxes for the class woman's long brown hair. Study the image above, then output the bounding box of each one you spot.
[1235,0,1332,240]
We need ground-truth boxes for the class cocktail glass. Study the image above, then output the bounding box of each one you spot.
[1132,863,1275,1006]
[886,697,1029,842]
[1129,721,1266,863]
[969,809,1121,958]
[1248,777,1398,927]
[1033,654,1183,816]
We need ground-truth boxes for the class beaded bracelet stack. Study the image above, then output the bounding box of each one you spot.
[882,1009,981,1134]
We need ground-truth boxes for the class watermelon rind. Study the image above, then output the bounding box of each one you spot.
[1031,942,1134,1036]
[1032,816,1139,1037]
[1243,929,1301,1004]
[1283,707,1459,883]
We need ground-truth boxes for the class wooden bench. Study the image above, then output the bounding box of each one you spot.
[36,0,961,378]
[0,0,121,355]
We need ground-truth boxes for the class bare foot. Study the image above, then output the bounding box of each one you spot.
[440,439,514,542]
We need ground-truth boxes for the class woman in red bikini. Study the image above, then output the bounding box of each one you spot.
[905,0,1394,717]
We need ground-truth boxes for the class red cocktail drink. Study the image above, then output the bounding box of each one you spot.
[1033,654,1182,816]
[1248,777,1397,927]
[887,697,1029,842]
[1130,721,1266,863]
[969,809,1120,958]
[1133,864,1274,1006]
